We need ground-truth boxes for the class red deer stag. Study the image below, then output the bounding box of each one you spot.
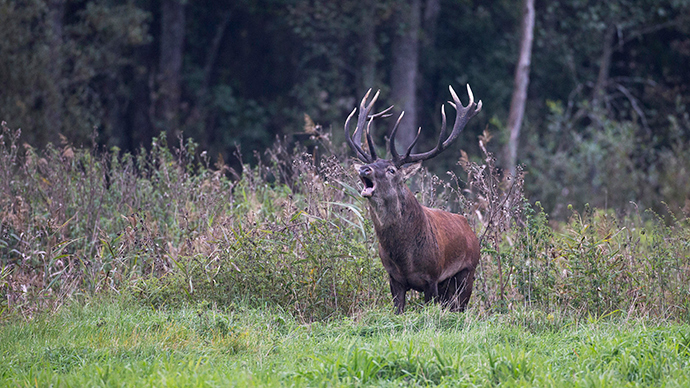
[345,85,482,313]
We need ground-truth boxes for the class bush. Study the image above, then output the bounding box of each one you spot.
[522,100,690,219]
[455,131,689,321]
[481,203,690,320]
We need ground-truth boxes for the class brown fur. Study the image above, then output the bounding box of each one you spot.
[358,160,480,313]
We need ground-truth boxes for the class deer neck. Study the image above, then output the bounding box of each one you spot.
[367,185,427,239]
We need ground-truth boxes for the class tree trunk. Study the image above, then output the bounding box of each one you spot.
[422,0,440,48]
[201,12,231,100]
[505,0,535,176]
[390,0,421,152]
[45,0,65,143]
[358,6,377,96]
[591,24,616,111]
[158,0,186,139]
[123,43,156,151]
[419,0,440,133]
[184,11,231,151]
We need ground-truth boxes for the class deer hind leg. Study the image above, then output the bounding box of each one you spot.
[439,268,475,312]
[423,281,439,304]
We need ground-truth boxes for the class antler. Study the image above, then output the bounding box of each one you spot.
[391,84,482,167]
[344,89,394,163]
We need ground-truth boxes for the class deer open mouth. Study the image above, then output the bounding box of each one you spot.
[360,176,376,197]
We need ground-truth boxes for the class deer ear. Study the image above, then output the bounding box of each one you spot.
[401,162,422,181]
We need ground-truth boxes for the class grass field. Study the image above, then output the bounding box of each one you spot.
[2,298,690,387]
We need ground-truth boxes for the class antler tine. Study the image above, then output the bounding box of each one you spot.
[365,118,377,159]
[345,107,373,162]
[389,111,405,162]
[358,90,382,160]
[352,89,375,150]
[369,104,394,120]
[402,127,422,161]
[441,84,481,149]
[400,105,445,166]
[436,104,449,149]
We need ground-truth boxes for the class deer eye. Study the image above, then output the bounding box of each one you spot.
[386,167,396,174]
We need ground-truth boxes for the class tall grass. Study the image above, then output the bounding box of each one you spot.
[1,121,689,321]
[0,122,384,320]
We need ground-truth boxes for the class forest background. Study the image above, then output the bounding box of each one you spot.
[1,0,690,219]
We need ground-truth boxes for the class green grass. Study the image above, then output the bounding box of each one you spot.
[2,298,689,387]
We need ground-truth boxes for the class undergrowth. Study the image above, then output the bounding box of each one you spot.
[1,121,689,322]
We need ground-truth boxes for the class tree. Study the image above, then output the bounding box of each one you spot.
[357,5,378,96]
[522,0,690,216]
[390,0,421,150]
[46,0,66,137]
[158,0,186,139]
[504,0,535,175]
[0,0,149,148]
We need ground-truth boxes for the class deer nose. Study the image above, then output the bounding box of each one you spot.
[359,166,372,176]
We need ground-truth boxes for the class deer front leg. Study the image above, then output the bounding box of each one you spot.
[389,276,407,314]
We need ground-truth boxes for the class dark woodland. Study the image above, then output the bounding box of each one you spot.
[1,0,689,217]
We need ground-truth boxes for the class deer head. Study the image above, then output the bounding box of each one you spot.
[345,85,482,202]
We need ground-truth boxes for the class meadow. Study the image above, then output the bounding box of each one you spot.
[2,299,690,387]
[1,122,690,386]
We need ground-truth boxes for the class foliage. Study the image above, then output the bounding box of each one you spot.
[523,99,690,218]
[0,0,149,147]
[523,0,690,216]
[457,131,526,308]
[430,128,689,321]
[479,201,690,320]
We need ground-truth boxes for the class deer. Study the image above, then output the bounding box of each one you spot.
[344,85,482,314]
